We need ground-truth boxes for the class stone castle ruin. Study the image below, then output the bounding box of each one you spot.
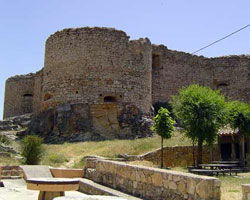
[3,27,250,142]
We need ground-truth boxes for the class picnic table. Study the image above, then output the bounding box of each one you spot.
[26,178,79,200]
[196,163,243,176]
[189,162,244,176]
[211,160,240,165]
[199,163,238,169]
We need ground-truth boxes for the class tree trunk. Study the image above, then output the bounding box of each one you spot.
[161,136,164,168]
[192,140,195,167]
[197,138,203,167]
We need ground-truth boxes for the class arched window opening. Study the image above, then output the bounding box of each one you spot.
[44,93,52,101]
[23,94,33,97]
[217,83,229,88]
[104,96,117,103]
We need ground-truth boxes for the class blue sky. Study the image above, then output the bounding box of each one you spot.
[0,0,249,119]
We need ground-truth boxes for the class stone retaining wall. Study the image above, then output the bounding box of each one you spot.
[84,157,221,200]
[0,166,23,179]
[138,145,220,167]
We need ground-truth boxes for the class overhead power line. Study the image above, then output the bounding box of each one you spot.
[192,24,250,54]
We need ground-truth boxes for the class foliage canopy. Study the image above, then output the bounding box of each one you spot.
[226,101,250,136]
[151,107,175,139]
[172,84,227,165]
[172,84,226,144]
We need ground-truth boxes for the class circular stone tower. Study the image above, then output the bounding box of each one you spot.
[42,27,152,114]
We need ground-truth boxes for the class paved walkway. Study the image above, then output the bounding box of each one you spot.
[0,179,88,200]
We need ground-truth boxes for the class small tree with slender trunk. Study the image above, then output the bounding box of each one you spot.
[226,101,250,166]
[172,84,226,167]
[151,107,175,168]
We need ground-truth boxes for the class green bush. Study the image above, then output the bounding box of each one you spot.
[48,153,68,164]
[21,135,44,165]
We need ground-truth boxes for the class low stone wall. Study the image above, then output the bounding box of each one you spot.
[0,166,23,179]
[120,145,220,167]
[242,184,250,200]
[84,157,221,200]
[136,145,220,167]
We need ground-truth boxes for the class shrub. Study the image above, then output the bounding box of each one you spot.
[21,135,44,165]
[48,153,68,164]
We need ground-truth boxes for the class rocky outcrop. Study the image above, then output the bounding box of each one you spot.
[0,114,32,131]
[23,103,154,144]
[0,114,32,158]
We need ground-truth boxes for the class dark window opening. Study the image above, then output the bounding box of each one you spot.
[22,94,33,114]
[99,94,103,97]
[23,94,33,97]
[220,143,232,160]
[76,91,79,94]
[104,96,117,103]
[217,83,228,87]
[152,54,160,68]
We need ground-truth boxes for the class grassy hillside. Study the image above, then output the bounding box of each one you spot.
[42,131,191,168]
[0,130,191,167]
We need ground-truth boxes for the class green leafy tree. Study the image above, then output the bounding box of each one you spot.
[151,107,175,168]
[226,101,250,165]
[172,84,226,166]
[21,135,44,165]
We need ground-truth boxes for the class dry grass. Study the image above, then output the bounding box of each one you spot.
[219,173,250,200]
[0,156,19,166]
[0,131,248,200]
[41,131,190,167]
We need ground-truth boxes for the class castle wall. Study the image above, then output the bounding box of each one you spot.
[3,27,250,121]
[152,45,250,104]
[32,70,43,113]
[42,27,152,114]
[4,75,35,118]
[3,71,43,119]
[210,56,250,102]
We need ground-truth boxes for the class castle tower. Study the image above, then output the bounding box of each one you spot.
[42,27,152,114]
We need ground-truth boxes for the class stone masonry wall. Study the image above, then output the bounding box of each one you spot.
[84,157,221,200]
[42,27,152,114]
[152,46,250,104]
[4,74,35,119]
[4,71,42,119]
[127,145,220,167]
